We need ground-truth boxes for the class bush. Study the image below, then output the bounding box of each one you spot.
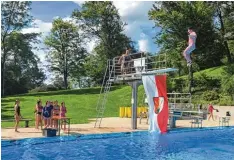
[193,73,220,91]
[46,84,58,91]
[29,84,57,93]
[218,94,234,106]
[171,78,187,92]
[202,90,220,101]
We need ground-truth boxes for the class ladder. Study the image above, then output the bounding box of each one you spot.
[94,60,114,128]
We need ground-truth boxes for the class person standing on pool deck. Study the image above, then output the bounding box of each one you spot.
[60,102,67,131]
[14,100,21,132]
[35,100,43,129]
[42,101,53,128]
[53,100,60,129]
[183,27,197,66]
[208,103,216,121]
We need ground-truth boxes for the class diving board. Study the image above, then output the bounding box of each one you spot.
[115,68,178,82]
[141,68,178,75]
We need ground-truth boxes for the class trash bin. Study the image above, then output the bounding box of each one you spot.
[119,107,125,118]
[127,107,132,118]
[42,128,57,137]
[124,107,128,117]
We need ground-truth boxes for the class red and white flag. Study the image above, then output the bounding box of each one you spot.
[142,75,168,133]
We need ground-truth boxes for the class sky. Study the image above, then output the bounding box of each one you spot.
[24,1,160,83]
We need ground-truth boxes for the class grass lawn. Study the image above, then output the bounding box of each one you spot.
[1,85,146,128]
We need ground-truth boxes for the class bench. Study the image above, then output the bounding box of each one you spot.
[190,116,203,128]
[219,116,230,127]
[1,119,32,128]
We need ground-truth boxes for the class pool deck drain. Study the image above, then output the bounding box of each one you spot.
[1,117,234,140]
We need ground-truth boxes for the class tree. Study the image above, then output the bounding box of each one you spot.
[72,1,133,59]
[44,18,86,89]
[1,1,33,96]
[148,2,225,72]
[72,2,134,85]
[52,75,65,90]
[3,31,45,95]
[1,2,45,95]
[211,1,234,63]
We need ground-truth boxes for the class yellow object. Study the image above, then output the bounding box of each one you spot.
[137,107,141,117]
[142,107,147,112]
[120,106,148,118]
[119,107,125,118]
[127,107,132,118]
[124,107,128,117]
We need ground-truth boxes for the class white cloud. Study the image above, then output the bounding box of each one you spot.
[138,39,149,52]
[21,19,52,34]
[113,1,156,53]
[73,1,85,6]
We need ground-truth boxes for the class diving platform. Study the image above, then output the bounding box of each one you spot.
[95,52,178,129]
[109,52,178,83]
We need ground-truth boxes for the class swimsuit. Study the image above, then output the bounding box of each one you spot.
[37,105,43,115]
[208,105,214,113]
[61,106,67,117]
[185,35,197,55]
[53,105,60,116]
[43,106,52,118]
[15,105,20,116]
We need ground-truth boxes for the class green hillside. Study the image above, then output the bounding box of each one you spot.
[179,66,225,79]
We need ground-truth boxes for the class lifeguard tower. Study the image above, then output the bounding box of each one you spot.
[94,52,201,130]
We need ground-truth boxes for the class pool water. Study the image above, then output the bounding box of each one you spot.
[2,127,234,160]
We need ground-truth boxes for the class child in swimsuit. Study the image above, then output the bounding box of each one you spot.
[43,101,53,128]
[183,27,197,66]
[60,102,67,130]
[14,100,21,132]
[36,100,43,129]
[53,100,60,129]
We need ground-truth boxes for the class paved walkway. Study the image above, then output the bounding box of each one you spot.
[2,117,234,140]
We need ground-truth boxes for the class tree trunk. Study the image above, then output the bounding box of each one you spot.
[64,71,68,90]
[63,50,68,90]
[1,48,6,97]
[218,7,233,63]
[188,65,193,94]
[1,62,5,96]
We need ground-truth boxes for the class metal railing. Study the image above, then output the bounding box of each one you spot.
[167,93,196,111]
[110,52,168,80]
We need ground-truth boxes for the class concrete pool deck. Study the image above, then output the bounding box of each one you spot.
[1,117,234,140]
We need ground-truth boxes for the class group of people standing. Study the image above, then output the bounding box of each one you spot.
[35,100,67,130]
[14,99,68,132]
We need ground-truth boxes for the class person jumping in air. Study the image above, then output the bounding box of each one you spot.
[183,27,197,66]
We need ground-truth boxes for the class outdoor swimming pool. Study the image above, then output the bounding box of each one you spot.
[2,127,234,160]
